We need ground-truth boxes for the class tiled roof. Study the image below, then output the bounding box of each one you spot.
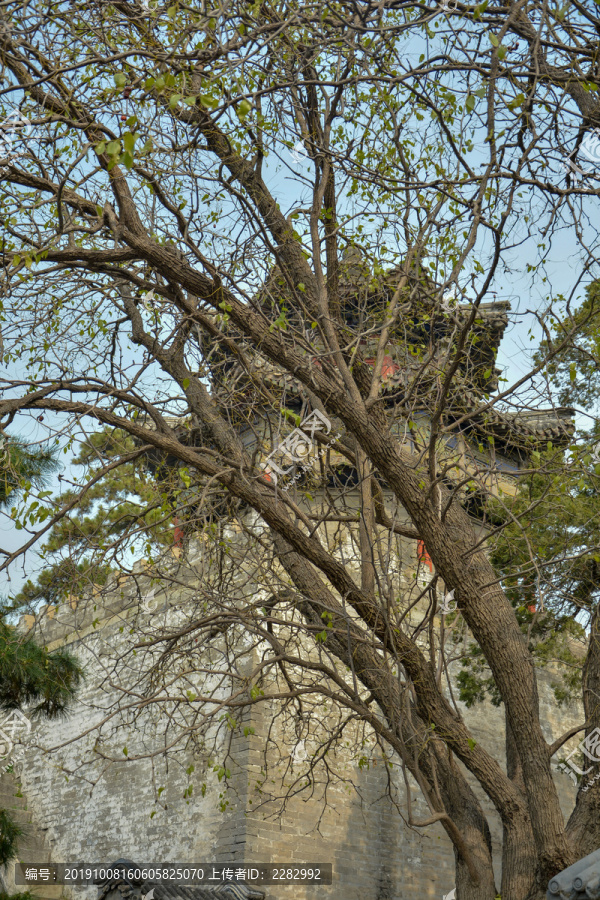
[137,249,575,453]
[547,848,600,898]
[253,254,575,447]
[95,862,265,900]
[142,403,575,455]
[98,884,264,900]
[98,883,264,900]
[452,396,575,448]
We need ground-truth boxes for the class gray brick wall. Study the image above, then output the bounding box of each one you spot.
[0,548,583,900]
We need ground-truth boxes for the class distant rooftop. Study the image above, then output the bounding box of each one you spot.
[95,861,265,900]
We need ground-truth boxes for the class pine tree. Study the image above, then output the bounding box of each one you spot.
[6,426,203,614]
[0,435,84,866]
[0,436,58,512]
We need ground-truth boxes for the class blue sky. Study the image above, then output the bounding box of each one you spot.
[2,49,600,602]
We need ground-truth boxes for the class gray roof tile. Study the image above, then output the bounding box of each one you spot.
[547,848,600,898]
[95,862,265,900]
[101,886,264,900]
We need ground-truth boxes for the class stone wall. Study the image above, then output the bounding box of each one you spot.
[0,544,584,900]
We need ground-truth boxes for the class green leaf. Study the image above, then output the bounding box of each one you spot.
[95,141,106,155]
[508,93,525,110]
[465,95,476,112]
[114,72,127,88]
[169,93,182,109]
[498,44,507,60]
[182,378,190,389]
[268,308,288,331]
[237,99,252,117]
[106,140,121,156]
[122,132,137,154]
[282,409,301,426]
[488,32,499,47]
